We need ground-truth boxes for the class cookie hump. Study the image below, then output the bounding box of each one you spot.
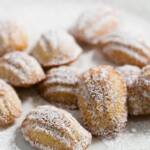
[31,30,82,67]
[0,52,45,87]
[39,66,80,109]
[21,105,92,150]
[0,20,27,56]
[128,65,150,115]
[78,65,127,137]
[71,6,118,45]
[0,79,22,127]
[101,32,150,67]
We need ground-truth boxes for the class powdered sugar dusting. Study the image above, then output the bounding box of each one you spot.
[0,52,45,86]
[0,20,27,56]
[116,65,141,87]
[102,44,150,66]
[78,65,127,136]
[101,31,150,67]
[0,79,21,126]
[79,66,114,102]
[139,65,150,85]
[39,66,80,109]
[46,66,79,85]
[32,30,82,67]
[21,105,92,150]
[71,5,118,44]
[1,1,150,150]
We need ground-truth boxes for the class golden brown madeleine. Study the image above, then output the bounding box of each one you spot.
[39,66,80,109]
[31,30,82,68]
[78,65,127,137]
[116,65,141,87]
[0,20,27,56]
[101,32,150,67]
[70,6,118,45]
[116,65,143,115]
[21,105,92,150]
[0,79,21,127]
[0,52,45,87]
[127,65,150,115]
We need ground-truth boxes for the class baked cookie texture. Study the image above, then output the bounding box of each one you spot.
[116,65,141,88]
[39,66,80,109]
[100,31,150,67]
[0,52,45,87]
[127,65,150,115]
[0,79,22,127]
[31,30,82,68]
[21,105,92,150]
[117,65,150,115]
[78,65,127,137]
[71,6,118,45]
[0,20,28,56]
[116,65,142,115]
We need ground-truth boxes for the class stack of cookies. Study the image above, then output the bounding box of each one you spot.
[0,4,150,150]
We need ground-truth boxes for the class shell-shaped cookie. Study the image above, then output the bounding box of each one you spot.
[71,6,118,45]
[0,20,27,56]
[21,105,92,150]
[39,67,80,109]
[128,65,150,115]
[0,79,21,127]
[0,52,45,87]
[101,32,150,67]
[31,30,82,67]
[78,65,127,137]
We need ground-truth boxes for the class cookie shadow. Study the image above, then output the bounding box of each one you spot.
[77,41,96,52]
[15,128,36,150]
[127,115,150,134]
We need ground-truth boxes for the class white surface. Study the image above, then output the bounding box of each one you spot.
[0,0,150,150]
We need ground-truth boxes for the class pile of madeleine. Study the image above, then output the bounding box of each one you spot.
[0,5,150,150]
